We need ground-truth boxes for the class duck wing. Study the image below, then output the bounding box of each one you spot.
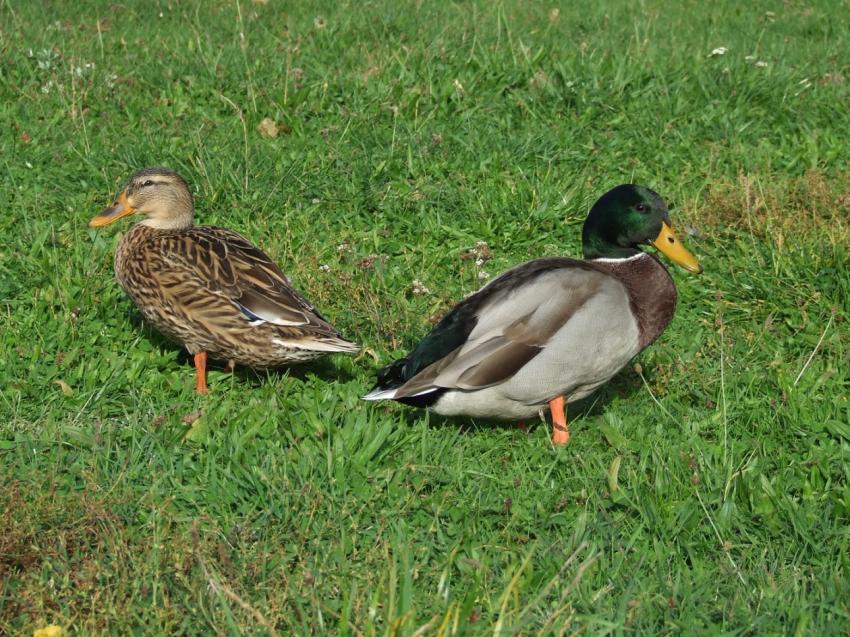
[143,226,344,338]
[370,258,613,399]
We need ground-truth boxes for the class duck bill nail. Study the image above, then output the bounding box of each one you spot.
[89,191,136,227]
[651,222,703,274]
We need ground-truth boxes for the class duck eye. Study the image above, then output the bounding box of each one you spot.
[635,203,647,213]
[142,180,154,187]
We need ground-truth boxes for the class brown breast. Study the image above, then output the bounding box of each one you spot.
[591,253,677,350]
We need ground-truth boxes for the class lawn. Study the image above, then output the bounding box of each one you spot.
[2,0,849,634]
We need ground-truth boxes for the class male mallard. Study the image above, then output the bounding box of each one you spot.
[363,184,701,444]
[89,167,359,393]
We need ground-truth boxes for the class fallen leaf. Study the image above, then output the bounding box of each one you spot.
[257,117,279,138]
[182,412,209,442]
[607,455,622,493]
[34,626,64,637]
[21,131,32,143]
[54,380,73,396]
[181,410,203,425]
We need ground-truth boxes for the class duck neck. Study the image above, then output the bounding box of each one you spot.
[590,252,678,350]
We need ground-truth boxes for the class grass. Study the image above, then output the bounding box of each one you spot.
[1,0,849,634]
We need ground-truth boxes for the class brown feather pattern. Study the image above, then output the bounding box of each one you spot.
[114,222,358,367]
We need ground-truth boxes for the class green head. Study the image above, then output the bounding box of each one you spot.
[582,184,702,273]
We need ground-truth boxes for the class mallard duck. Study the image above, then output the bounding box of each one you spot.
[89,167,359,393]
[363,184,702,444]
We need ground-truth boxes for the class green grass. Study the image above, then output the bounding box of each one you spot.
[2,0,849,634]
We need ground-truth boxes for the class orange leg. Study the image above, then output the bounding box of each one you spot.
[549,396,570,445]
[194,352,209,395]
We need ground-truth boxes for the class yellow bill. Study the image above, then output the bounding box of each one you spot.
[651,222,702,274]
[89,191,136,227]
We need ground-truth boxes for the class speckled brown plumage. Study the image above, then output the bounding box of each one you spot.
[114,222,358,367]
[91,167,358,390]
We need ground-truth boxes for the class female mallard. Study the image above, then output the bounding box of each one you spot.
[89,167,359,394]
[363,184,701,445]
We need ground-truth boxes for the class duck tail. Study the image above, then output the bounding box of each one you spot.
[361,358,407,401]
[325,336,361,354]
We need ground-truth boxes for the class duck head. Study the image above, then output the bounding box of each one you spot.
[89,167,194,230]
[581,184,702,273]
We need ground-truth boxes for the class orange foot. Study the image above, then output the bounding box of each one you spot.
[194,351,209,395]
[549,395,570,445]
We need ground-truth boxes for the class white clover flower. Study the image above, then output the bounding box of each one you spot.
[411,279,430,296]
[36,48,59,71]
[478,271,491,281]
[319,264,331,272]
[464,240,492,274]
[745,55,756,62]
[473,241,489,258]
[755,61,768,68]
[710,47,728,57]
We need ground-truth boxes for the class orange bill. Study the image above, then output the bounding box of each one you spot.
[651,222,702,274]
[89,191,136,227]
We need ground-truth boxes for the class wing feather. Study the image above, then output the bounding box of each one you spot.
[142,226,341,336]
[391,262,609,398]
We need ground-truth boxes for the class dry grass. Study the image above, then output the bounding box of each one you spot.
[702,170,850,247]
